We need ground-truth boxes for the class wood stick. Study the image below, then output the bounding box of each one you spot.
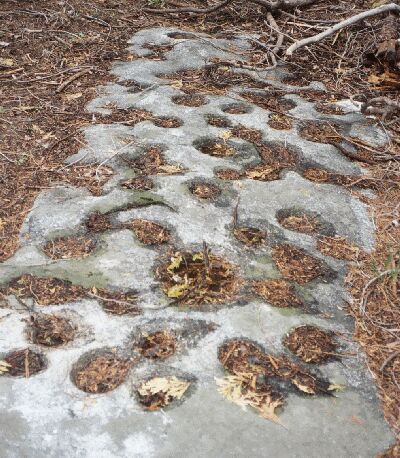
[286,3,400,56]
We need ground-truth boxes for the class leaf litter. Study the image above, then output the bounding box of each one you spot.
[156,245,242,306]
[137,376,191,410]
[216,339,340,423]
[284,325,339,364]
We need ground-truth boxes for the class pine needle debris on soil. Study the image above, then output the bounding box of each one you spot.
[121,177,154,191]
[189,182,221,199]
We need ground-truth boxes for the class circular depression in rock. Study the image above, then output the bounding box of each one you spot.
[152,116,183,128]
[172,94,207,107]
[135,330,177,360]
[221,103,252,115]
[156,249,242,307]
[2,348,47,377]
[194,138,238,157]
[125,219,170,245]
[136,374,193,411]
[189,181,222,200]
[42,236,96,260]
[283,325,338,364]
[206,115,232,128]
[121,176,154,191]
[71,350,132,394]
[27,314,76,347]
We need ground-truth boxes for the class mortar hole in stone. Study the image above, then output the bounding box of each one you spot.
[172,94,207,107]
[156,248,242,307]
[221,103,252,115]
[42,236,96,260]
[215,168,243,180]
[218,338,334,406]
[128,146,185,176]
[86,212,113,233]
[234,226,266,248]
[152,116,183,128]
[240,92,296,112]
[267,113,293,130]
[302,168,377,190]
[231,125,263,144]
[314,102,345,115]
[136,330,177,360]
[72,350,133,394]
[299,121,341,144]
[94,289,140,316]
[195,138,237,157]
[253,279,303,308]
[167,32,196,40]
[2,348,47,377]
[125,219,170,245]
[206,115,231,128]
[144,43,175,60]
[121,176,154,191]
[272,244,324,285]
[244,142,297,181]
[276,209,333,236]
[283,325,339,364]
[0,274,86,306]
[136,375,192,410]
[27,314,76,347]
[189,182,222,200]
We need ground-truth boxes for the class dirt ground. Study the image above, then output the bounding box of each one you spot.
[0,0,399,455]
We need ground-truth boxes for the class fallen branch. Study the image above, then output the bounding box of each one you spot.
[143,0,232,14]
[144,0,319,15]
[286,3,400,56]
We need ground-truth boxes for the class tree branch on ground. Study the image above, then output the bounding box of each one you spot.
[143,0,320,15]
[286,3,400,55]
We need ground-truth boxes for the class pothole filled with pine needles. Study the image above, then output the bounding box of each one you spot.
[189,182,222,200]
[121,176,154,191]
[272,244,325,285]
[72,350,133,394]
[299,121,341,144]
[156,246,242,307]
[172,93,207,107]
[125,219,170,245]
[1,348,47,377]
[135,330,177,360]
[86,212,113,233]
[216,339,338,423]
[27,314,76,347]
[0,275,86,306]
[42,236,96,260]
[215,169,243,180]
[136,375,192,411]
[196,138,237,157]
[253,279,303,308]
[283,325,339,364]
[89,288,140,316]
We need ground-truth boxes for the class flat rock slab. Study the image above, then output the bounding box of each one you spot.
[0,28,394,457]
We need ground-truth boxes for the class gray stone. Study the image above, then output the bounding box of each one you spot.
[0,27,394,458]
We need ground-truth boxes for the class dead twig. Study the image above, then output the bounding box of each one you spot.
[286,3,400,56]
